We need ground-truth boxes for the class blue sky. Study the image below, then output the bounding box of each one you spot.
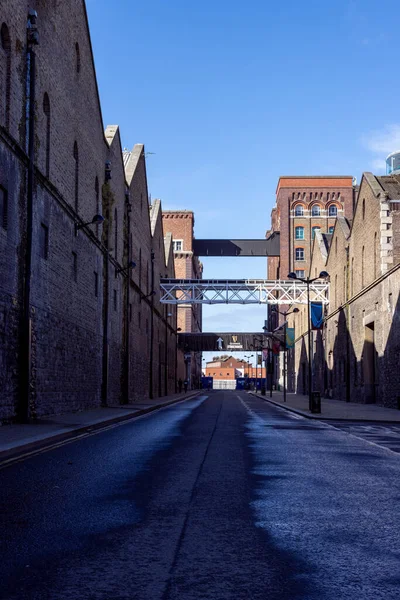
[87,0,400,360]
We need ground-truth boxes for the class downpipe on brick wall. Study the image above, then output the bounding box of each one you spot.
[123,192,132,403]
[19,11,39,423]
[102,248,109,407]
[149,251,155,399]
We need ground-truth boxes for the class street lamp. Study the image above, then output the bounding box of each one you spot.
[75,213,105,235]
[271,307,299,403]
[287,270,329,411]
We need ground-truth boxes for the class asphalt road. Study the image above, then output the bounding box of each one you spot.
[1,391,400,600]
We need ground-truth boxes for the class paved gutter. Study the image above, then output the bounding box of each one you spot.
[0,392,201,465]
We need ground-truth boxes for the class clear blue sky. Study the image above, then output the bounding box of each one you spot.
[87,0,400,355]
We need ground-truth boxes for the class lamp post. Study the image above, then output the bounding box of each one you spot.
[287,271,329,411]
[75,213,104,235]
[271,307,299,403]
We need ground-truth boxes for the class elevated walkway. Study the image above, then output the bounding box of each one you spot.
[160,278,329,305]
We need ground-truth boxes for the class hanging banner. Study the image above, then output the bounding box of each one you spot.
[311,302,324,330]
[286,327,295,348]
[272,341,281,355]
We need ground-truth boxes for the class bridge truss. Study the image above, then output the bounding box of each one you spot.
[160,279,329,305]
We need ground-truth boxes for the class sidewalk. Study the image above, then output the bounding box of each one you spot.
[0,390,202,463]
[251,391,400,422]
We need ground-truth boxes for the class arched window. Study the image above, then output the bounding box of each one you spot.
[294,205,304,216]
[328,226,334,234]
[114,208,118,261]
[362,198,366,220]
[311,204,321,216]
[95,176,100,237]
[361,246,365,287]
[73,142,79,212]
[1,23,11,130]
[328,205,337,217]
[75,42,81,73]
[295,226,304,240]
[312,226,321,240]
[43,93,51,177]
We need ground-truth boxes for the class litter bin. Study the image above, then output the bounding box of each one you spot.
[311,391,321,414]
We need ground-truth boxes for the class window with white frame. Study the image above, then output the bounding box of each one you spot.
[311,204,321,216]
[295,226,304,240]
[295,247,305,261]
[173,240,183,251]
[328,205,338,217]
[296,270,305,278]
[294,205,304,216]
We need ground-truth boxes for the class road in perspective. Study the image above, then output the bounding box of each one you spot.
[1,392,399,600]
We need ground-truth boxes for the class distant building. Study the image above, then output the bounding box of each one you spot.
[205,356,266,389]
[162,211,203,388]
[267,176,355,282]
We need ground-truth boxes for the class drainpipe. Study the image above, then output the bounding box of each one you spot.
[101,248,109,407]
[345,245,351,402]
[149,251,155,399]
[19,10,39,423]
[123,191,132,403]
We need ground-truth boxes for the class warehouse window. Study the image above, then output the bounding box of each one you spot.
[75,42,81,73]
[295,247,305,261]
[43,93,51,177]
[295,226,304,240]
[173,240,183,251]
[328,205,338,217]
[311,204,321,216]
[0,185,8,230]
[40,223,49,259]
[1,23,11,130]
[294,205,304,216]
[73,141,79,213]
[72,252,77,281]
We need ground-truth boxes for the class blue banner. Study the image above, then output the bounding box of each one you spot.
[311,302,324,330]
[286,327,295,348]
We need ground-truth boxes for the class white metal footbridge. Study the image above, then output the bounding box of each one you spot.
[160,279,329,305]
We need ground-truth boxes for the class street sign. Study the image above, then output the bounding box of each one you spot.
[216,337,224,350]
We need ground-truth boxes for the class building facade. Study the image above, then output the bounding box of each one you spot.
[267,176,355,282]
[0,1,178,422]
[288,172,400,408]
[162,210,203,388]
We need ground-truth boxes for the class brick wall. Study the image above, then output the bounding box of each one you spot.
[0,1,179,421]
[289,173,400,409]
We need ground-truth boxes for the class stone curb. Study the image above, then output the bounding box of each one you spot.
[0,391,202,466]
[249,392,400,424]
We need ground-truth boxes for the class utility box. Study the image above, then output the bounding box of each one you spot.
[311,391,321,414]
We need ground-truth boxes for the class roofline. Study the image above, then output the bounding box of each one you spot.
[276,175,354,194]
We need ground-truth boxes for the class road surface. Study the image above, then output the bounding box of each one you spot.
[1,391,399,599]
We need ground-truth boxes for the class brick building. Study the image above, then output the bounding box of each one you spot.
[288,172,400,408]
[162,211,203,388]
[204,356,266,388]
[0,1,179,422]
[267,176,355,282]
